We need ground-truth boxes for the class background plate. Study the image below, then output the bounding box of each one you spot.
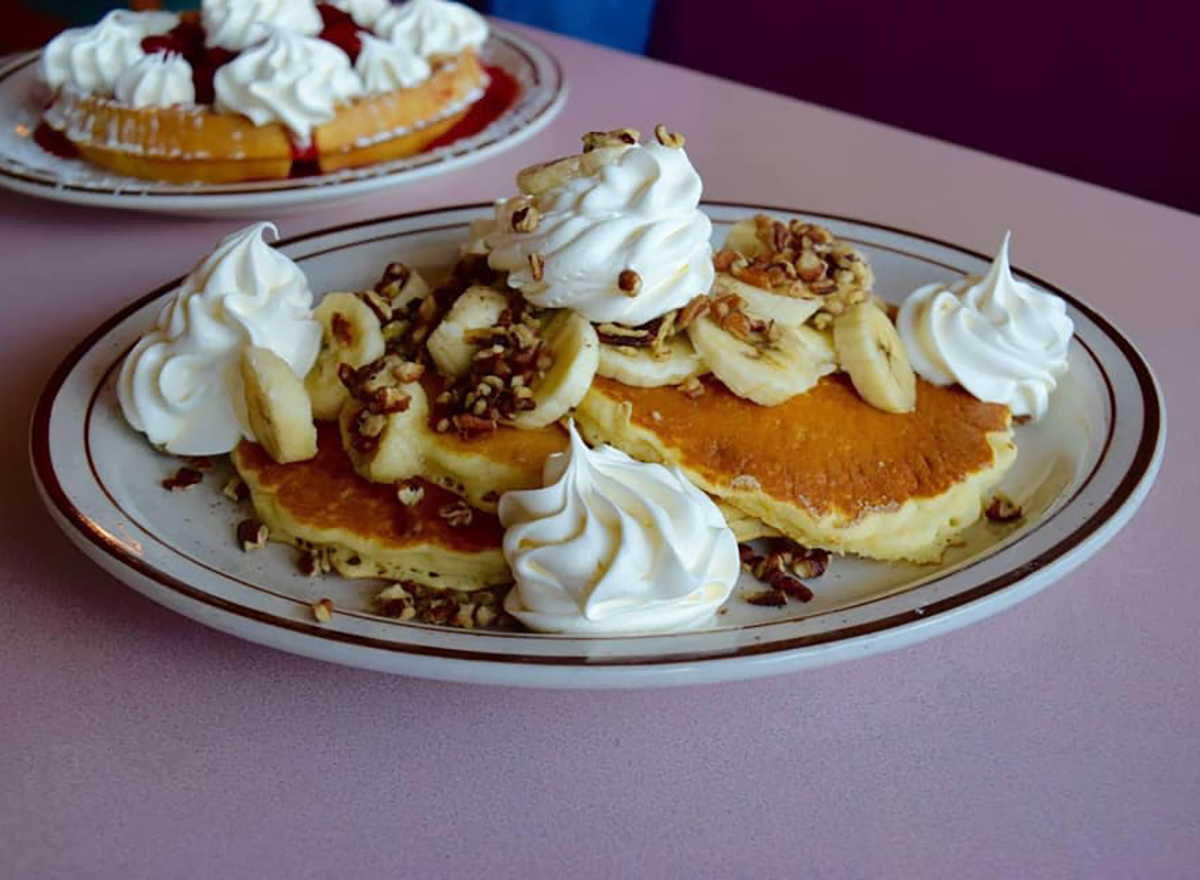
[0,29,565,217]
[30,204,1165,687]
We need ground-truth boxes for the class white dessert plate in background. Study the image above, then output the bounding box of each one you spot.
[29,205,1165,688]
[0,28,564,217]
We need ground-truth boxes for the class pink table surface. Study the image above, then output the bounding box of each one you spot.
[2,24,1197,880]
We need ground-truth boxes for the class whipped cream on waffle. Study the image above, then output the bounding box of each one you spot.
[326,0,391,28]
[202,0,322,51]
[41,10,179,96]
[214,28,365,145]
[114,52,195,108]
[355,34,432,93]
[376,0,489,57]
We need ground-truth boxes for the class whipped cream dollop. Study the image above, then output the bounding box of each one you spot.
[41,10,178,96]
[214,29,364,145]
[355,34,432,94]
[484,142,715,326]
[499,423,739,635]
[326,0,390,28]
[376,0,489,57]
[114,52,195,108]
[897,232,1074,420]
[202,0,322,51]
[118,223,321,456]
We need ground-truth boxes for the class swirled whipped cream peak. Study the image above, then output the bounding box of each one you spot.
[327,0,391,29]
[482,128,715,326]
[41,9,179,96]
[376,0,489,57]
[355,34,432,94]
[202,0,322,51]
[114,52,196,109]
[499,422,739,634]
[118,223,321,456]
[897,231,1074,420]
[214,28,365,145]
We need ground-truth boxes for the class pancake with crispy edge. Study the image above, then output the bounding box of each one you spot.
[233,422,508,590]
[576,373,1016,563]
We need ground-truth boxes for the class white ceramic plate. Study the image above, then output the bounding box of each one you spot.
[0,29,564,217]
[30,205,1165,688]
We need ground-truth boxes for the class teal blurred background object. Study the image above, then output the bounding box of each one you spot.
[488,0,655,53]
[7,0,656,52]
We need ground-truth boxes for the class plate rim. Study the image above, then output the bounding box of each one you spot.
[28,202,1167,684]
[0,28,566,212]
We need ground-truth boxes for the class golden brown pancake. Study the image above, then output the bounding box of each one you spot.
[233,422,507,590]
[576,374,1016,562]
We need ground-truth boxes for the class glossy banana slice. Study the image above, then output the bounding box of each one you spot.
[717,274,821,327]
[239,345,318,464]
[426,286,509,378]
[723,217,768,257]
[688,313,835,406]
[305,292,385,420]
[338,380,430,484]
[597,333,706,388]
[516,146,628,196]
[506,310,600,429]
[833,302,917,413]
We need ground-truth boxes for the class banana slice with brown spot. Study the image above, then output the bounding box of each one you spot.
[306,292,385,421]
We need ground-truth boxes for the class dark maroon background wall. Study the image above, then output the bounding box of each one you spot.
[648,0,1200,216]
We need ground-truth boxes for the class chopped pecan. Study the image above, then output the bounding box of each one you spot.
[236,518,269,552]
[676,295,710,329]
[618,269,642,297]
[162,467,203,492]
[986,494,1024,522]
[653,123,685,148]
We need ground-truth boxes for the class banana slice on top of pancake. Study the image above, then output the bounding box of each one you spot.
[339,375,430,484]
[596,332,706,388]
[833,302,917,413]
[240,345,318,465]
[715,274,821,328]
[505,310,600,429]
[426,287,510,378]
[305,292,386,421]
[687,294,836,406]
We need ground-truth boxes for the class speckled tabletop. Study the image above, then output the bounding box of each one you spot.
[2,23,1196,880]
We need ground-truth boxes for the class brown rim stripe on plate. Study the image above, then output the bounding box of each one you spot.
[30,205,1163,667]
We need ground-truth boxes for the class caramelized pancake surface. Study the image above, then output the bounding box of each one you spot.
[234,423,507,589]
[578,374,1016,562]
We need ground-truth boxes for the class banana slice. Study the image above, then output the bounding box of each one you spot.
[239,346,318,464]
[723,217,768,257]
[506,310,600,429]
[516,146,628,195]
[717,274,821,327]
[426,286,509,378]
[305,293,386,421]
[687,313,835,406]
[597,333,706,387]
[338,381,430,484]
[377,264,430,311]
[833,302,916,413]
